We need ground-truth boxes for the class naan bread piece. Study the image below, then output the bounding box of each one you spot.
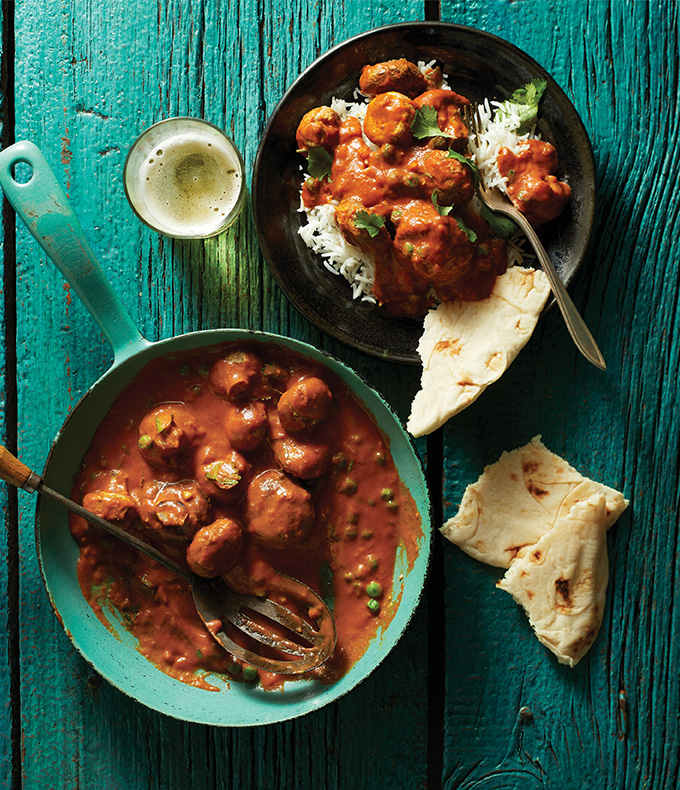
[407,266,550,437]
[497,494,609,667]
[440,436,629,568]
[558,479,628,527]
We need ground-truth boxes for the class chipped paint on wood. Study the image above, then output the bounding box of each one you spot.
[2,0,679,787]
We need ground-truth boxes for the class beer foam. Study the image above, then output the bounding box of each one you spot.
[138,132,242,236]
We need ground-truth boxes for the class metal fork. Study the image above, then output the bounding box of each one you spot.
[465,106,606,371]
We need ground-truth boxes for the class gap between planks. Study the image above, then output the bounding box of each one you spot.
[1,0,22,786]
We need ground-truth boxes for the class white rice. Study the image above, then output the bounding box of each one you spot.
[467,98,540,195]
[297,70,536,301]
[298,198,377,302]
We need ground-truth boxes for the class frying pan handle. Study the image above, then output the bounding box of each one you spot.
[0,443,40,491]
[0,141,150,364]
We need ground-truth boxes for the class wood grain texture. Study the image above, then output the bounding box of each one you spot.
[9,1,429,789]
[0,30,14,790]
[5,0,679,787]
[438,1,680,788]
[0,1,19,784]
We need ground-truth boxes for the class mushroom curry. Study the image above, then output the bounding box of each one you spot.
[69,342,422,690]
[297,58,570,317]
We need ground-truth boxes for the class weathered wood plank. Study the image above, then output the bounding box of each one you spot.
[439,1,680,788]
[12,1,431,788]
[0,0,17,781]
[13,0,679,786]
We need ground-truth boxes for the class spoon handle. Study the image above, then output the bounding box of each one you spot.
[0,443,41,490]
[0,141,150,365]
[507,209,606,370]
[0,442,190,581]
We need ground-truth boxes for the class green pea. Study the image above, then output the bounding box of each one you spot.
[366,581,382,598]
[332,452,347,469]
[344,571,353,582]
[361,530,373,540]
[381,487,394,501]
[138,434,153,450]
[380,143,396,161]
[241,665,258,682]
[386,501,399,511]
[367,599,380,614]
[344,526,358,539]
[375,451,386,466]
[339,477,357,495]
[367,554,379,569]
[348,512,359,525]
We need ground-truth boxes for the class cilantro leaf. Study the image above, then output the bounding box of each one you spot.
[307,147,333,180]
[510,78,547,107]
[411,106,443,139]
[453,216,477,243]
[446,149,479,185]
[155,413,173,433]
[495,78,547,133]
[431,192,452,216]
[354,210,386,238]
[206,461,241,489]
[432,195,478,242]
[478,203,518,239]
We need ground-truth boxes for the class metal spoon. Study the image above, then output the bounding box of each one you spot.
[0,443,336,675]
[465,106,606,371]
[474,180,606,370]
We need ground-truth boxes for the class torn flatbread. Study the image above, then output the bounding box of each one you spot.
[440,436,628,568]
[497,493,609,667]
[407,266,550,437]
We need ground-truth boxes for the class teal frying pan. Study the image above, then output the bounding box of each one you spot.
[0,141,432,727]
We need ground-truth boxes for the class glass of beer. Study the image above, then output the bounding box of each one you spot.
[123,117,245,239]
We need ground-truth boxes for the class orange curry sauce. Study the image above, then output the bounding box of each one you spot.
[496,138,571,227]
[297,58,570,317]
[69,343,422,691]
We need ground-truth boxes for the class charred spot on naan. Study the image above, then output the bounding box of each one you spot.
[526,480,550,499]
[505,542,533,562]
[434,338,462,355]
[554,577,572,608]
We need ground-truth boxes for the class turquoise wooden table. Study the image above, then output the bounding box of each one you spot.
[0,0,677,787]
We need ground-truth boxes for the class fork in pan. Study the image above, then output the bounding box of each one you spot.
[464,105,606,371]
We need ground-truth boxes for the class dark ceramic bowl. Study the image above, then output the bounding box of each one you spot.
[252,22,596,365]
